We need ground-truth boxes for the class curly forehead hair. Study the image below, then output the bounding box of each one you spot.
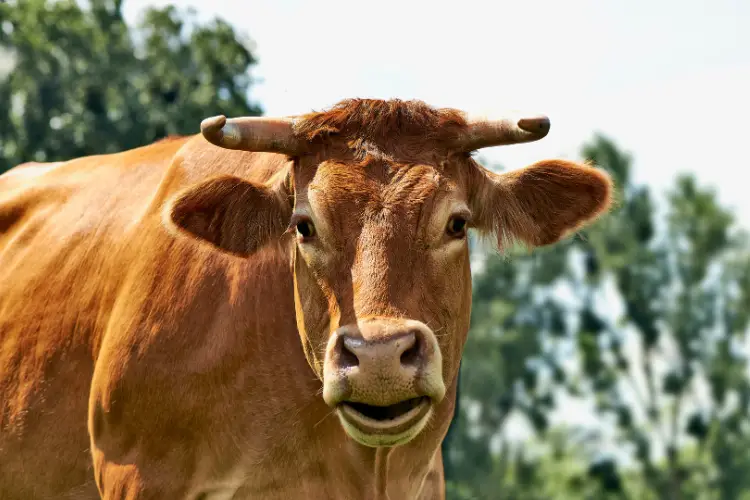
[294,98,469,144]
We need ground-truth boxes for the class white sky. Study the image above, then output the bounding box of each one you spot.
[125,0,750,224]
[120,0,750,449]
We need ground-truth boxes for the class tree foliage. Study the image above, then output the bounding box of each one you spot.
[0,0,261,173]
[446,137,750,499]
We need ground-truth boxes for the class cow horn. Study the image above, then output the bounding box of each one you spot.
[453,112,551,151]
[200,115,305,155]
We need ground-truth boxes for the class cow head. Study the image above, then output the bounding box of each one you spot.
[169,99,612,447]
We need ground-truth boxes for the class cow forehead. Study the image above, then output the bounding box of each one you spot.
[301,160,459,212]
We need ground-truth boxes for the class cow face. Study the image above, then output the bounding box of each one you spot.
[169,99,612,448]
[289,156,470,446]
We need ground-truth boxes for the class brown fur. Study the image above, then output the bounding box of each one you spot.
[0,99,612,499]
[294,99,468,161]
[296,98,467,141]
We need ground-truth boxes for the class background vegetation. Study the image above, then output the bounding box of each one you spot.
[2,2,749,499]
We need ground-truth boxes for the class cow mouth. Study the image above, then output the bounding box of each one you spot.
[338,396,431,435]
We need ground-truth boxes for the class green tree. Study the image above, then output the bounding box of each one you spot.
[557,138,750,500]
[446,137,750,500]
[0,0,261,172]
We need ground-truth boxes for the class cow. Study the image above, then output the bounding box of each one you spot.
[0,98,612,499]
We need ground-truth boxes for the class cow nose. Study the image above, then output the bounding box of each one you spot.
[339,330,420,371]
[323,319,446,408]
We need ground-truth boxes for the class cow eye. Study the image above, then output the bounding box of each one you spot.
[446,216,467,238]
[296,220,316,239]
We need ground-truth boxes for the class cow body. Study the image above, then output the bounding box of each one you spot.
[0,99,612,499]
[0,137,449,499]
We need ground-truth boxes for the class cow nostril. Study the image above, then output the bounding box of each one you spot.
[400,334,421,367]
[339,339,360,369]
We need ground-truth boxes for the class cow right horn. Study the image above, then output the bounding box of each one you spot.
[200,115,305,155]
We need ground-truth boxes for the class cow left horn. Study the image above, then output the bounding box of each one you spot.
[452,112,551,151]
[200,115,305,155]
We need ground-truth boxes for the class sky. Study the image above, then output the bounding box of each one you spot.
[124,0,750,225]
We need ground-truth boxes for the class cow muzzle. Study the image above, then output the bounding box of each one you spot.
[322,319,445,447]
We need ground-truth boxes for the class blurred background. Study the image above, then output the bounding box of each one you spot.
[1,1,749,498]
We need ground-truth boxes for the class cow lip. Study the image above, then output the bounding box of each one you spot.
[338,397,431,433]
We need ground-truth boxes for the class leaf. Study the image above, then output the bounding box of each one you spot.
[616,405,633,429]
[686,413,709,442]
[663,371,685,396]
[588,458,623,493]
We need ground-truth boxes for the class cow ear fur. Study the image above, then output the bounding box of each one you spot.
[167,175,291,257]
[478,159,613,248]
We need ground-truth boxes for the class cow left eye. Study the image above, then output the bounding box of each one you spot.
[296,220,316,239]
[446,217,467,238]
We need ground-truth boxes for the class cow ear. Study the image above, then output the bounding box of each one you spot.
[478,159,613,248]
[167,175,291,257]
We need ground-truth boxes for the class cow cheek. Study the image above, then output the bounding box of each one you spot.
[292,249,333,378]
[454,257,473,362]
[431,252,472,383]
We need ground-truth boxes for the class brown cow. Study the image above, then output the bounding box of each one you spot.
[0,99,612,499]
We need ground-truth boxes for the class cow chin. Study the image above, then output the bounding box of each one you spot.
[336,397,433,447]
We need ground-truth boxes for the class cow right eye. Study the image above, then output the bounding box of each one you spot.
[296,220,316,239]
[446,216,468,239]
